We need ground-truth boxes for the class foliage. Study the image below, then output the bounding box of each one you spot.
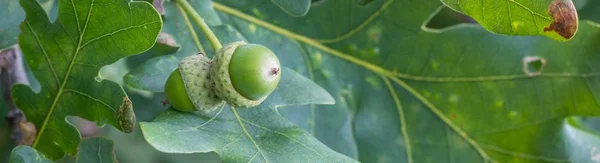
[442,0,579,41]
[10,137,117,163]
[140,68,355,162]
[3,0,600,162]
[12,0,161,160]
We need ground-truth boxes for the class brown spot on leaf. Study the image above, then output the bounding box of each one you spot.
[543,0,578,39]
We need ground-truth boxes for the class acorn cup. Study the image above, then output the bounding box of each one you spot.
[164,54,224,112]
[210,41,281,108]
[164,41,281,112]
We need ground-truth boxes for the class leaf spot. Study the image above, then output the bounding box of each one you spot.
[512,21,523,30]
[249,24,257,33]
[508,111,519,119]
[543,0,578,39]
[449,94,459,104]
[494,99,504,108]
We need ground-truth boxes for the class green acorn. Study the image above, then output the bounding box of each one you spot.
[211,41,281,108]
[164,54,224,112]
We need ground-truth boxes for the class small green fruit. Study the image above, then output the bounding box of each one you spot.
[164,55,224,112]
[211,41,281,108]
[164,69,195,112]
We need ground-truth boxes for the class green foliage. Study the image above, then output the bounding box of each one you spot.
[140,68,356,162]
[210,0,600,162]
[10,146,52,163]
[0,0,24,50]
[4,0,600,162]
[441,0,579,41]
[10,137,117,163]
[123,0,223,92]
[75,138,117,163]
[271,0,311,17]
[12,0,161,160]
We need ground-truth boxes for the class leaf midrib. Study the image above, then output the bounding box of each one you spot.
[215,0,600,159]
[33,0,96,147]
[211,2,504,162]
[212,1,600,161]
[32,0,161,148]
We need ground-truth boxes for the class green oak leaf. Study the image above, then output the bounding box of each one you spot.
[10,137,118,163]
[10,146,52,163]
[122,0,222,92]
[13,0,161,160]
[211,0,600,162]
[271,0,311,17]
[441,0,579,41]
[140,68,356,162]
[0,0,59,50]
[75,137,117,163]
[578,0,600,23]
[0,0,25,50]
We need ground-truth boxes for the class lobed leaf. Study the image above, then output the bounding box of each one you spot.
[75,137,117,163]
[440,0,579,41]
[10,137,118,163]
[212,0,600,162]
[140,68,354,162]
[10,146,52,163]
[0,0,25,50]
[13,0,161,159]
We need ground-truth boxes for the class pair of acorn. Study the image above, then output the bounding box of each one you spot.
[164,41,281,112]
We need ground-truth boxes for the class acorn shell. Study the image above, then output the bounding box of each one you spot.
[179,54,224,112]
[210,41,265,108]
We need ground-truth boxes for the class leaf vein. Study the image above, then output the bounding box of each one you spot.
[387,75,493,162]
[221,133,244,150]
[145,106,225,142]
[63,89,115,111]
[97,138,102,163]
[231,107,268,162]
[247,151,259,163]
[479,143,568,162]
[25,21,61,86]
[508,0,552,21]
[80,21,161,49]
[381,75,413,163]
[193,105,225,129]
[315,0,395,43]
[240,118,331,162]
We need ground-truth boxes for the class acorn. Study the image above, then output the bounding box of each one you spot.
[164,54,224,112]
[210,41,281,108]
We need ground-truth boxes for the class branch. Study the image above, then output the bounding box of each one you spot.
[1,46,34,146]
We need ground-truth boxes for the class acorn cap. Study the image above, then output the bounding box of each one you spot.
[211,41,265,108]
[179,54,224,112]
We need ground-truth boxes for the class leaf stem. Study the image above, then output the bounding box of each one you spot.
[176,4,206,54]
[174,0,222,51]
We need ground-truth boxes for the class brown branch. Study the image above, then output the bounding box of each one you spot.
[1,46,32,145]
